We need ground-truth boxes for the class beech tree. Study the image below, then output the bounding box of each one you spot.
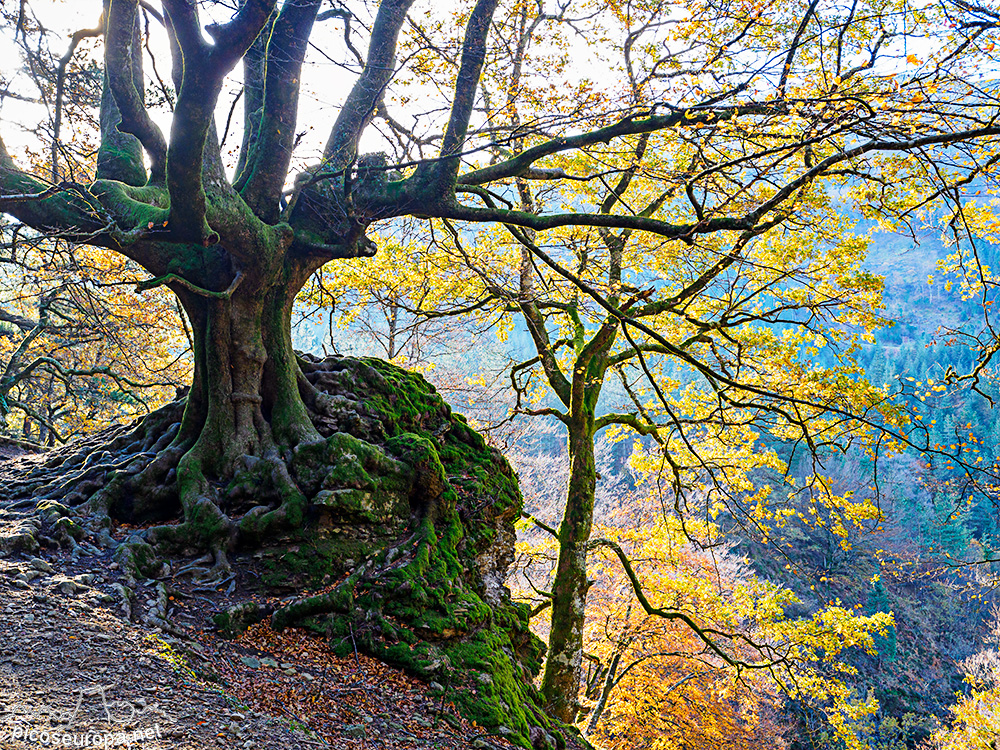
[1,0,1000,734]
[576,516,887,749]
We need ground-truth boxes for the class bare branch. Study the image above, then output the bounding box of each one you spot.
[238,0,322,222]
[135,270,244,300]
[323,0,417,170]
[52,17,104,181]
[427,0,501,193]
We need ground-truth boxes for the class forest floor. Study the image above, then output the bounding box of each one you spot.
[0,447,519,750]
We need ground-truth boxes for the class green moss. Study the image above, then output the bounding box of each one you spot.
[264,357,555,749]
[184,497,231,547]
[292,432,412,525]
[260,535,374,589]
[213,601,272,638]
[96,142,147,186]
[36,499,70,523]
[113,540,160,581]
[54,516,85,541]
[274,458,547,747]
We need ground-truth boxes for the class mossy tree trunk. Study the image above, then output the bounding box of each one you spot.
[516,182,627,724]
[0,0,995,742]
[541,401,599,723]
[172,268,312,470]
[517,256,621,721]
[140,254,326,556]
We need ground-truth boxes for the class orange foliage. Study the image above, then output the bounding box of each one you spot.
[0,228,190,443]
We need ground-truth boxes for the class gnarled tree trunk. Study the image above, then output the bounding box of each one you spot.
[138,255,323,559]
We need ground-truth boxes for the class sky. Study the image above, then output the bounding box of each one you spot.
[0,0,379,180]
[0,0,614,182]
[2,0,998,185]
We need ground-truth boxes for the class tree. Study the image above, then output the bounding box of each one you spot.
[0,0,999,733]
[0,224,188,445]
[317,0,1000,721]
[930,612,1000,749]
[580,518,888,750]
[513,502,895,749]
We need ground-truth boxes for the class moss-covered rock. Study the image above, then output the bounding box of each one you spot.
[247,356,557,749]
[2,353,561,746]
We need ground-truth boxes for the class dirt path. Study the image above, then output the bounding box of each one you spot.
[0,556,313,748]
[0,543,517,749]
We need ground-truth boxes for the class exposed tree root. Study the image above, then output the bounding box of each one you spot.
[0,356,565,750]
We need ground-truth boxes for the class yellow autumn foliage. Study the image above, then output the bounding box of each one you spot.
[517,513,893,750]
[930,613,1000,750]
[0,228,189,443]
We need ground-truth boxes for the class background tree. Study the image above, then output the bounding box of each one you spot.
[0,224,188,445]
[512,493,896,749]
[929,611,1000,749]
[298,217,493,364]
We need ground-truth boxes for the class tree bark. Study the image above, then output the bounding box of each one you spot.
[172,269,315,472]
[541,404,597,722]
[114,244,330,561]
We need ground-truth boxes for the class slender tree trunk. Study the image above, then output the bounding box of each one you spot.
[541,405,597,722]
[585,649,621,736]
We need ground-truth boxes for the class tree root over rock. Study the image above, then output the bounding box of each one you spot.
[0,356,565,750]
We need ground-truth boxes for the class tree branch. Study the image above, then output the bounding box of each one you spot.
[0,143,120,241]
[521,511,558,538]
[161,0,277,243]
[323,0,416,170]
[105,0,167,182]
[427,0,501,194]
[449,120,1000,244]
[52,17,104,181]
[777,0,820,97]
[594,411,660,435]
[205,0,277,71]
[456,104,786,186]
[135,270,244,299]
[233,9,274,185]
[239,0,321,222]
[0,309,38,333]
[518,298,572,406]
[589,538,784,669]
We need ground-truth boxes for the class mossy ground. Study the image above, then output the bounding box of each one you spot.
[1,355,564,749]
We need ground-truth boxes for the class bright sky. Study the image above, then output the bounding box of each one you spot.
[3,0,997,184]
[0,0,612,181]
[0,0,379,179]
